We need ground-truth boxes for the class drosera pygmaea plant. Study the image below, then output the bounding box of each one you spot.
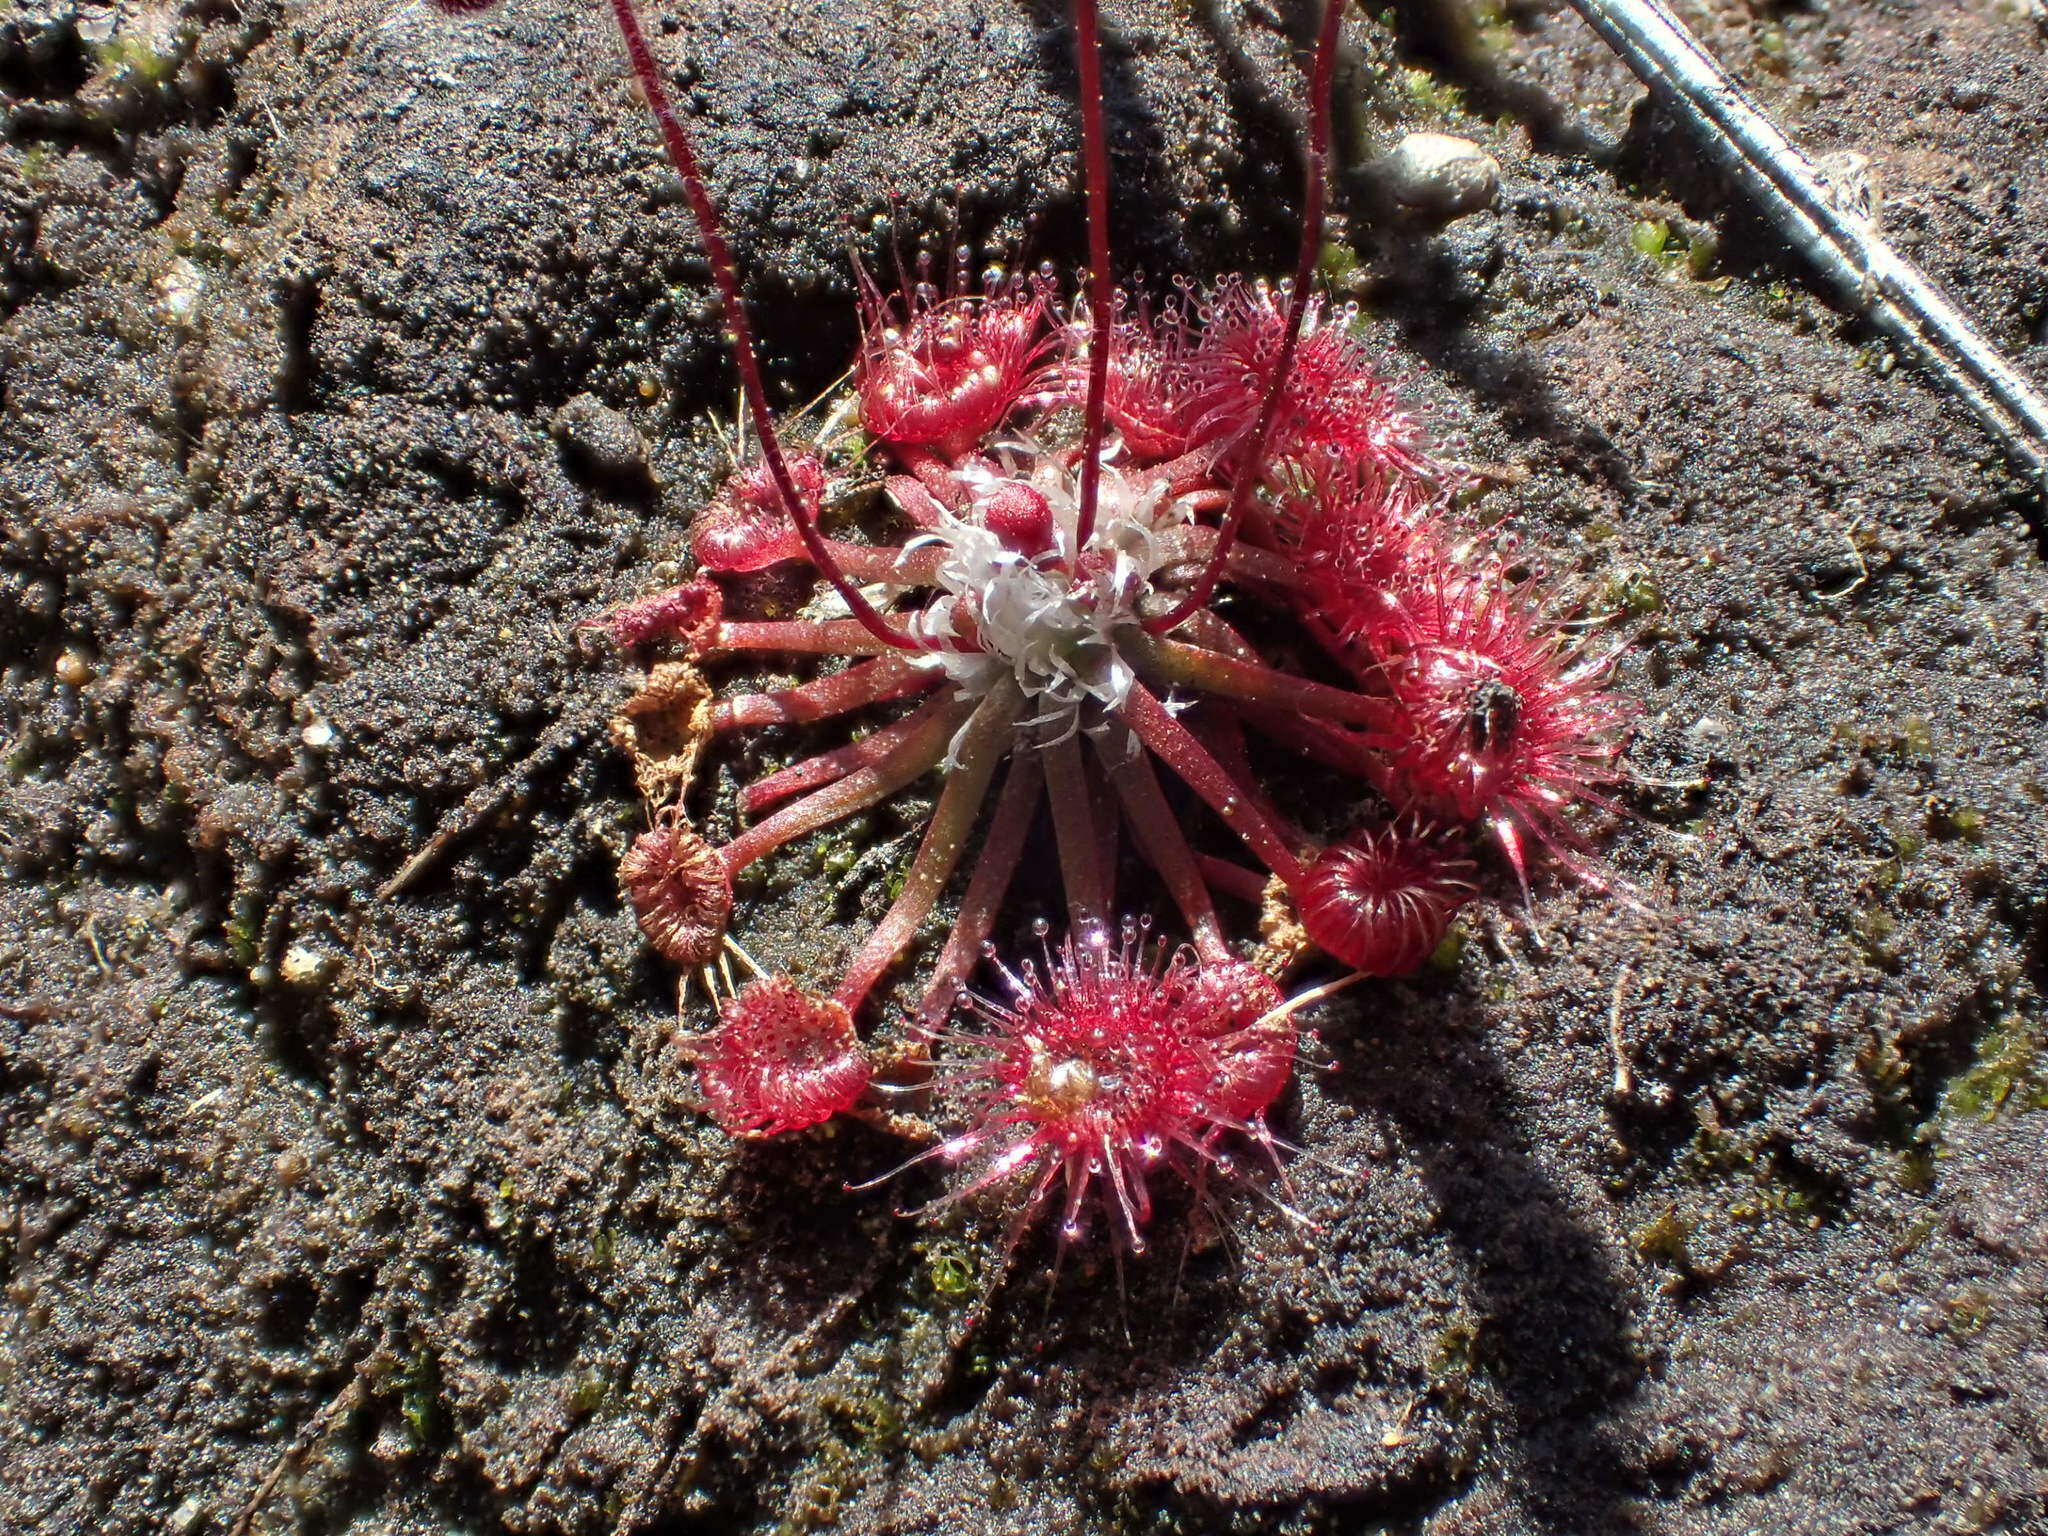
[425,0,1636,1252]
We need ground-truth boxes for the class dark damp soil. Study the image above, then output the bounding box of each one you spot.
[4,0,2046,1532]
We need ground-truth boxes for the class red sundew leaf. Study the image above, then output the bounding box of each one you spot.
[619,819,732,967]
[1298,824,1475,977]
[600,578,724,650]
[694,977,869,1138]
[920,932,1313,1253]
[1185,278,1426,480]
[1180,960,1292,1124]
[1371,567,1634,838]
[856,285,1055,460]
[1100,321,1198,463]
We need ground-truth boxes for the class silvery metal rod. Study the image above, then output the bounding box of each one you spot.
[1566,0,2048,487]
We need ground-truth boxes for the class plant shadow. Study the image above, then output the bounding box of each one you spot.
[1329,977,1647,1533]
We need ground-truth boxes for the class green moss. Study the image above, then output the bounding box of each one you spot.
[1631,1207,1692,1271]
[1426,922,1467,973]
[1399,66,1467,117]
[1469,0,1516,54]
[1851,905,1900,969]
[1959,1489,2010,1533]
[1606,567,1663,615]
[1684,230,1723,283]
[779,1440,858,1535]
[812,813,873,876]
[1890,1211,1938,1258]
[1686,1114,1841,1230]
[1630,217,1726,287]
[1926,800,1987,842]
[921,1239,975,1301]
[1890,1147,1935,1194]
[1768,1184,1827,1228]
[1938,1287,1994,1338]
[1834,717,1938,773]
[1630,219,1670,259]
[1316,241,1362,291]
[92,32,180,88]
[224,908,261,970]
[1683,1115,1759,1180]
[823,426,871,471]
[1854,1031,1913,1133]
[399,1348,443,1447]
[853,1397,903,1454]
[1427,1317,1482,1381]
[1939,1023,2046,1122]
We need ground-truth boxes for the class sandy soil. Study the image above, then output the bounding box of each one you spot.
[3,0,2045,1532]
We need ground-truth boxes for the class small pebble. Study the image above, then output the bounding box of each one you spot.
[1385,132,1500,218]
[1684,716,1733,754]
[280,944,337,988]
[551,392,648,478]
[301,719,336,749]
[370,1423,415,1465]
[157,257,204,329]
[54,651,93,688]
